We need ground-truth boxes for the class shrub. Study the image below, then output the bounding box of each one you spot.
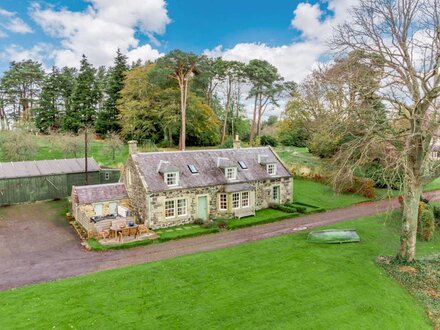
[419,207,435,241]
[193,218,205,225]
[218,138,233,149]
[335,176,376,199]
[270,204,297,213]
[433,205,440,227]
[260,135,278,147]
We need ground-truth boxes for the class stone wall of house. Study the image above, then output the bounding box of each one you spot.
[73,198,131,237]
[146,176,293,229]
[121,156,148,224]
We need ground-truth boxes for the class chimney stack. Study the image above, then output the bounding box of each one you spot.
[128,140,138,154]
[233,135,241,149]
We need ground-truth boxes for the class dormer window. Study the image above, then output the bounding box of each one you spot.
[267,163,277,176]
[165,172,179,186]
[225,167,237,180]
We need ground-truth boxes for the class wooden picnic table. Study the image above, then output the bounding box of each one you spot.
[110,224,138,240]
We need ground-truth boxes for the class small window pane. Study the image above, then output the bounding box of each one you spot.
[238,161,247,169]
[166,172,178,186]
[177,199,187,216]
[219,193,227,210]
[232,193,240,209]
[241,192,249,208]
[226,167,236,180]
[188,164,198,174]
[267,164,276,175]
[165,200,175,218]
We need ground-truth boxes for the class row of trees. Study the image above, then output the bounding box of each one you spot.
[0,50,294,149]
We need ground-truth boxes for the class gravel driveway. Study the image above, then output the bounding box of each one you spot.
[1,191,440,291]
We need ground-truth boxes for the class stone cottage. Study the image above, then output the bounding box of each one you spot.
[71,183,132,237]
[121,140,292,229]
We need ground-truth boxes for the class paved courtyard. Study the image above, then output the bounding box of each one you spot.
[1,191,440,291]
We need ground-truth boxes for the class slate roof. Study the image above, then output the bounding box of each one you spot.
[132,147,291,193]
[73,183,128,204]
[0,158,100,180]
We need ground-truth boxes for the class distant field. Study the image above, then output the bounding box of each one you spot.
[0,212,436,329]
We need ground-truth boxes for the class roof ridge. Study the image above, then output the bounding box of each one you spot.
[135,146,270,156]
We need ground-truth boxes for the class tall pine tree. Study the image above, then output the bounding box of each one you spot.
[33,67,61,132]
[63,55,100,132]
[34,67,76,133]
[95,49,128,135]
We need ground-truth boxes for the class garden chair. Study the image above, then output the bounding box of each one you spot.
[97,229,110,240]
[119,228,131,242]
[129,227,138,238]
[138,224,149,236]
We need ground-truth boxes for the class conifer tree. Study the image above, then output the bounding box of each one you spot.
[95,49,128,135]
[63,55,100,132]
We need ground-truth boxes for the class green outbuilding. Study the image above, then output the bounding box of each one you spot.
[0,158,120,206]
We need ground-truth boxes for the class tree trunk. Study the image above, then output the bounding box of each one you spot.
[398,173,422,262]
[398,132,424,262]
[179,79,188,151]
[221,78,232,144]
[249,94,258,146]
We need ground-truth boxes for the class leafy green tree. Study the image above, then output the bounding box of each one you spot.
[95,49,128,135]
[155,50,201,150]
[1,60,44,122]
[63,55,100,132]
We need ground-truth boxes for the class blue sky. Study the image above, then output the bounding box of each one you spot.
[0,0,354,80]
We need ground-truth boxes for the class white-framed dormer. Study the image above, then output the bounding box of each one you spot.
[158,160,180,187]
[266,163,277,176]
[225,167,237,180]
[164,171,179,186]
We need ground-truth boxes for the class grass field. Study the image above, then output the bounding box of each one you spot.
[0,212,438,329]
[293,178,370,210]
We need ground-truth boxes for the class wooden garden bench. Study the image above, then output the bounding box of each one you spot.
[234,208,256,219]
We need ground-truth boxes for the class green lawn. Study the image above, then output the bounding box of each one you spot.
[275,146,323,169]
[0,212,437,329]
[224,208,298,229]
[293,178,370,210]
[0,135,129,168]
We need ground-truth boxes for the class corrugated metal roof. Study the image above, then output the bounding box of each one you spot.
[73,183,128,204]
[0,158,100,179]
[132,147,291,193]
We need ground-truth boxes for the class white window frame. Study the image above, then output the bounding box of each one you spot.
[177,198,187,217]
[165,172,179,186]
[165,200,176,218]
[219,193,227,210]
[225,167,237,180]
[267,163,277,176]
[232,192,240,209]
[165,198,187,219]
[241,191,250,208]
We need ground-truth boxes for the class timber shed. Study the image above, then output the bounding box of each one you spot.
[0,158,120,206]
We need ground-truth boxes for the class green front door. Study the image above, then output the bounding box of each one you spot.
[197,196,208,221]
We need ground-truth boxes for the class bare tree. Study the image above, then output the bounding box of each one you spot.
[333,0,440,261]
[105,132,123,161]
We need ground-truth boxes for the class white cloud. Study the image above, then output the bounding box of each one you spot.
[0,7,33,34]
[29,0,169,67]
[0,43,53,65]
[204,0,357,82]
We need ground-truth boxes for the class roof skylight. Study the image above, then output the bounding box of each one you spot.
[188,164,199,174]
[238,160,248,169]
